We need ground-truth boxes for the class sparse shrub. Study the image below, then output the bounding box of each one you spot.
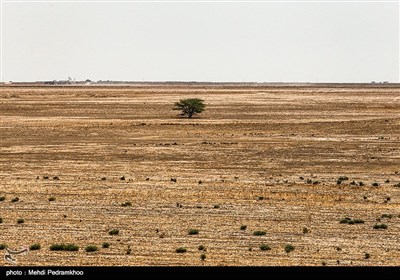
[53,176,59,180]
[188,229,199,235]
[259,244,271,251]
[121,201,132,207]
[11,197,19,203]
[338,176,349,181]
[101,177,106,181]
[109,229,119,235]
[120,176,125,180]
[313,181,320,185]
[299,176,304,180]
[257,196,264,200]
[0,244,7,250]
[365,253,370,259]
[240,225,247,230]
[285,244,295,253]
[385,179,390,183]
[0,217,3,223]
[381,214,393,219]
[350,181,356,185]
[198,181,202,184]
[85,245,98,252]
[0,196,5,201]
[50,244,79,251]
[394,183,400,188]
[102,242,110,248]
[29,244,41,250]
[359,182,365,187]
[43,176,49,180]
[213,204,220,209]
[253,231,266,236]
[176,247,187,253]
[48,197,56,201]
[171,178,177,182]
[340,218,364,224]
[372,182,379,187]
[17,218,24,224]
[303,227,309,234]
[198,245,205,251]
[373,224,388,229]
[200,253,206,260]
[306,179,312,184]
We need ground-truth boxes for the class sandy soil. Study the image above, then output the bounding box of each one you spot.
[0,84,399,266]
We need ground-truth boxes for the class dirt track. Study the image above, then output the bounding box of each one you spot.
[0,85,399,266]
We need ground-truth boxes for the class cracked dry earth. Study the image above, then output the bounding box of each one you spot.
[0,84,399,266]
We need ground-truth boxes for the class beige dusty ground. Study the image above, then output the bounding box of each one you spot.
[0,84,399,266]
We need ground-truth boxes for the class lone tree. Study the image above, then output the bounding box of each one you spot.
[173,98,206,118]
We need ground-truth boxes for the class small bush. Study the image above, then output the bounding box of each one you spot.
[373,224,388,229]
[188,229,199,235]
[200,253,206,261]
[17,218,24,224]
[0,217,3,223]
[50,244,79,251]
[253,231,266,236]
[85,245,98,252]
[48,197,56,202]
[338,176,349,181]
[259,244,271,251]
[353,219,365,224]
[340,218,364,224]
[372,182,379,187]
[213,204,220,209]
[29,244,41,250]
[43,176,49,180]
[0,244,7,250]
[121,202,132,207]
[126,246,132,255]
[101,177,106,181]
[394,183,400,188]
[120,176,125,180]
[198,245,205,251]
[11,197,19,203]
[365,253,370,259]
[109,229,119,235]
[53,176,59,180]
[176,247,187,253]
[303,227,309,234]
[171,178,177,183]
[359,182,365,187]
[0,196,5,201]
[257,196,264,200]
[102,242,110,248]
[381,214,393,219]
[240,225,247,230]
[285,244,295,253]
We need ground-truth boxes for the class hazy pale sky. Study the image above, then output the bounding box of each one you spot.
[1,0,399,82]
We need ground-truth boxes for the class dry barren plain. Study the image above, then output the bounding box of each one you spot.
[0,84,400,266]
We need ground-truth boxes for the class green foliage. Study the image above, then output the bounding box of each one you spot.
[365,253,370,259]
[381,214,393,219]
[303,227,309,234]
[340,218,364,224]
[48,197,56,201]
[173,98,206,118]
[102,242,110,248]
[253,231,266,236]
[109,229,119,235]
[29,244,41,250]
[198,245,206,251]
[200,253,206,260]
[373,224,388,229]
[240,225,247,230]
[50,244,79,251]
[0,196,5,201]
[176,247,187,253]
[85,245,98,252]
[259,244,271,251]
[188,229,199,235]
[372,182,380,187]
[285,244,295,253]
[0,244,7,250]
[0,217,3,223]
[17,218,24,224]
[213,204,220,209]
